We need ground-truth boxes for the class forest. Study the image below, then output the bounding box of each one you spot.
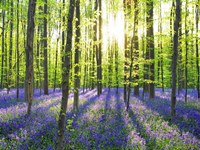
[0,0,200,149]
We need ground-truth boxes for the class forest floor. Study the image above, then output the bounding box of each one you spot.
[0,88,200,149]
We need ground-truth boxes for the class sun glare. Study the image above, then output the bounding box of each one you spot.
[103,12,124,50]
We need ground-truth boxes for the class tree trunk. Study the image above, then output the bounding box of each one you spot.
[170,0,175,90]
[185,0,188,103]
[144,5,150,94]
[123,0,130,102]
[83,45,87,93]
[142,26,145,99]
[5,29,8,93]
[133,0,139,96]
[178,1,183,95]
[146,0,155,99]
[115,36,119,94]
[56,0,75,149]
[127,31,134,111]
[25,0,37,114]
[74,0,81,111]
[36,27,42,93]
[1,0,5,88]
[96,0,102,96]
[159,0,164,92]
[171,0,180,117]
[158,0,162,91]
[108,42,113,91]
[196,0,200,100]
[16,0,20,100]
[54,37,59,92]
[92,0,98,90]
[8,0,14,94]
[43,0,48,95]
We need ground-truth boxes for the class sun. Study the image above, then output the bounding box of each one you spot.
[103,11,124,50]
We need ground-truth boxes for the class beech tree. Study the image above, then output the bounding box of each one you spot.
[74,0,81,111]
[196,0,200,100]
[8,0,14,94]
[1,0,6,88]
[146,0,155,99]
[171,0,181,116]
[16,0,20,100]
[43,0,48,95]
[133,0,139,96]
[25,0,37,114]
[56,0,75,149]
[96,0,103,96]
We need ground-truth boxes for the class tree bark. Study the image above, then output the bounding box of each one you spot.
[196,0,200,100]
[56,0,75,149]
[184,0,188,103]
[1,0,5,88]
[54,37,59,92]
[171,0,180,117]
[43,0,48,95]
[146,0,155,99]
[160,1,164,92]
[74,0,81,111]
[115,34,119,94]
[123,0,130,102]
[170,0,175,89]
[158,0,164,92]
[92,0,98,90]
[96,0,102,96]
[8,0,14,94]
[36,27,42,93]
[178,1,183,94]
[127,30,134,111]
[16,0,20,100]
[133,0,139,96]
[25,0,37,114]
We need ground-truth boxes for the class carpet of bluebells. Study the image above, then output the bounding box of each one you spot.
[0,88,200,149]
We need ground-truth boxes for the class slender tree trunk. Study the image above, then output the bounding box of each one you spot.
[96,0,102,96]
[196,0,200,100]
[127,31,134,111]
[146,0,155,99]
[185,0,188,103]
[144,6,150,94]
[8,0,14,94]
[1,0,5,88]
[74,0,81,111]
[16,0,20,100]
[108,42,113,91]
[43,0,48,95]
[133,0,139,96]
[83,46,87,93]
[158,0,164,92]
[85,50,89,91]
[171,0,180,117]
[26,0,37,114]
[54,37,59,92]
[123,0,130,102]
[60,0,65,93]
[53,7,61,92]
[5,30,8,92]
[92,0,98,90]
[159,0,164,92]
[142,28,145,99]
[56,0,75,149]
[36,27,42,92]
[170,0,175,89]
[178,1,183,95]
[115,35,119,94]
